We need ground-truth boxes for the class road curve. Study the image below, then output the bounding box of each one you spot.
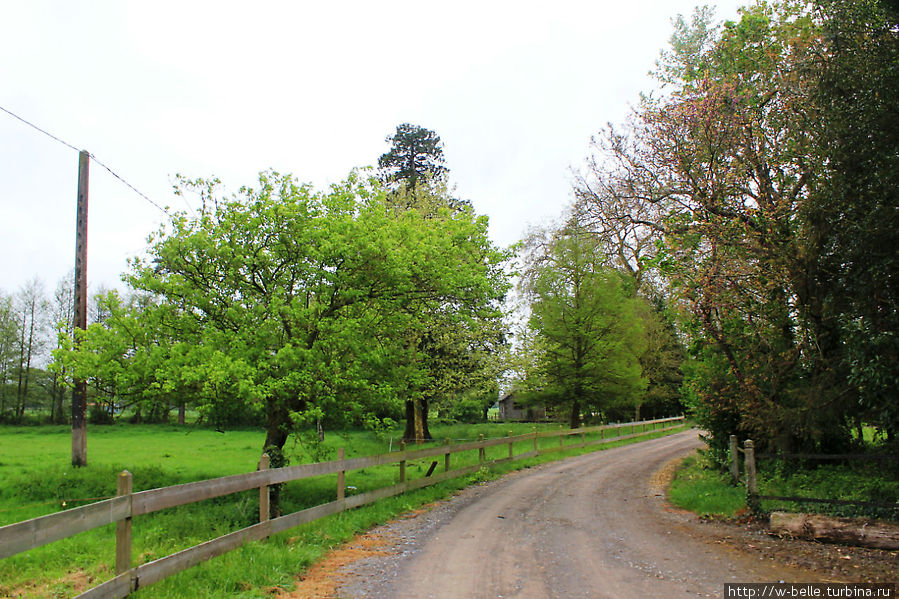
[338,430,829,599]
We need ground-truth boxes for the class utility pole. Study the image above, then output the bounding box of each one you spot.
[72,150,89,467]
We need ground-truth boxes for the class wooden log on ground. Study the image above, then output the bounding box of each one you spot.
[769,511,899,550]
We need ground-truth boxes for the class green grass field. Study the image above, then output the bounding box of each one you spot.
[0,421,684,598]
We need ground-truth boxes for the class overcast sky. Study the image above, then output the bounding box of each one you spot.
[0,0,747,295]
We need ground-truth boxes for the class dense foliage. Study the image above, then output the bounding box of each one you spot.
[56,170,510,481]
[575,0,898,455]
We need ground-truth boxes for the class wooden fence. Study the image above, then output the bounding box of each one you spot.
[1,416,684,598]
[728,435,899,515]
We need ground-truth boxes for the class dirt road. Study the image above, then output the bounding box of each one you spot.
[336,430,834,599]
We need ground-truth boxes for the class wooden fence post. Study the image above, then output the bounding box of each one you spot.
[729,435,740,481]
[258,453,270,523]
[559,425,564,449]
[478,434,485,464]
[532,427,538,454]
[744,439,759,512]
[337,448,345,502]
[445,438,451,472]
[508,431,513,459]
[399,441,407,483]
[115,470,132,576]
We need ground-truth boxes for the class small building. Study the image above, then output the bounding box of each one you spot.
[497,391,546,421]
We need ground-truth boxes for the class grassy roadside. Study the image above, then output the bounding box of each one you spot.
[667,449,899,522]
[667,454,747,518]
[0,422,685,598]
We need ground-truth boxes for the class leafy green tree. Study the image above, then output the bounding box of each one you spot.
[522,226,647,428]
[379,166,507,442]
[60,171,509,510]
[378,123,448,192]
[635,296,686,420]
[0,291,18,419]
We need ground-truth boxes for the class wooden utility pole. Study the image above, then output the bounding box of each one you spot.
[71,150,89,467]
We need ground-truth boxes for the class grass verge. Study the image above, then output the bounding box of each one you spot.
[0,422,684,598]
[667,453,747,518]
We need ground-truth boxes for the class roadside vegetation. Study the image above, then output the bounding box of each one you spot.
[669,430,899,521]
[0,420,684,598]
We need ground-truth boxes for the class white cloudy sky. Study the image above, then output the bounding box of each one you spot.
[0,0,747,294]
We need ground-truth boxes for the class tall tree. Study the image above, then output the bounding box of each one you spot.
[522,225,646,428]
[380,159,503,442]
[14,279,46,421]
[48,273,75,423]
[0,291,19,418]
[378,123,448,192]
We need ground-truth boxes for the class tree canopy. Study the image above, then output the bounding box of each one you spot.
[59,170,510,486]
[378,123,448,192]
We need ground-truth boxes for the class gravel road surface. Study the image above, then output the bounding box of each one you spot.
[336,430,837,599]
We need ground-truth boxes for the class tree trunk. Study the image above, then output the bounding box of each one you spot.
[403,399,432,443]
[569,398,581,429]
[178,402,186,425]
[262,399,293,518]
[15,310,26,420]
[403,400,416,441]
[769,512,899,550]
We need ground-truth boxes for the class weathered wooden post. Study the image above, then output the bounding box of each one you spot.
[744,439,759,513]
[116,470,132,576]
[258,453,270,523]
[508,431,513,459]
[399,441,407,483]
[559,425,564,449]
[444,438,451,472]
[478,434,485,464]
[729,435,740,481]
[532,426,538,454]
[337,448,345,502]
[71,150,89,468]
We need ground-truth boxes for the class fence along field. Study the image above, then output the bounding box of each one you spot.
[0,416,684,598]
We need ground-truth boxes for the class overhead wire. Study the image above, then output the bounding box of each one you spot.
[1,104,181,216]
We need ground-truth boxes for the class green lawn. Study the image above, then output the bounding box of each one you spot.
[0,420,683,598]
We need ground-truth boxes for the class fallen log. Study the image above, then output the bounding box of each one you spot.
[769,511,899,550]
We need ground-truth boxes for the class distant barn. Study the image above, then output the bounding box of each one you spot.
[497,391,546,421]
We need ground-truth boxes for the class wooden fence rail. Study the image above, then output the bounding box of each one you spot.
[0,416,685,598]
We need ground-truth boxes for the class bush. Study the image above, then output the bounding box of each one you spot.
[449,399,486,424]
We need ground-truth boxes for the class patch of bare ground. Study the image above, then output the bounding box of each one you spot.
[274,535,393,599]
[3,568,97,599]
[275,505,440,599]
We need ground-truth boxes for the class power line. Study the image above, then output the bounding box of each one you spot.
[0,104,171,215]
[0,104,81,153]
[88,154,169,215]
